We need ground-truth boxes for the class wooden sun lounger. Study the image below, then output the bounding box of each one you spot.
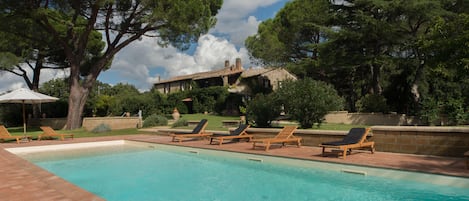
[210,124,253,145]
[38,126,74,141]
[172,133,213,143]
[0,125,31,144]
[319,127,374,159]
[252,126,301,151]
[170,119,212,143]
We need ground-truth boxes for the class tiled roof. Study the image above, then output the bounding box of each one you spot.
[155,65,293,85]
[240,68,274,78]
[193,67,243,80]
[156,66,243,84]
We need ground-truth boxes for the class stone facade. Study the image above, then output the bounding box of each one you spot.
[153,58,297,95]
[154,58,244,94]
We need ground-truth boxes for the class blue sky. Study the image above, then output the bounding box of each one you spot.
[0,0,290,92]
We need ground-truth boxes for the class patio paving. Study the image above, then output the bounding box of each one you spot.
[0,134,468,201]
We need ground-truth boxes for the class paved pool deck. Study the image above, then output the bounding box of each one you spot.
[0,134,468,201]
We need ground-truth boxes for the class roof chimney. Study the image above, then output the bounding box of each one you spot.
[235,58,242,70]
[225,60,230,68]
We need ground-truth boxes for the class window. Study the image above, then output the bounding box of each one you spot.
[278,81,283,89]
[164,83,171,94]
[263,78,270,88]
[179,82,185,91]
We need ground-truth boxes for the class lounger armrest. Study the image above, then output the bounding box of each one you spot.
[212,134,253,139]
[171,131,195,135]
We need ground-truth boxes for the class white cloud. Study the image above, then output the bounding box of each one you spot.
[218,0,281,19]
[193,35,243,69]
[212,0,282,46]
[0,72,25,93]
[212,15,262,46]
[0,67,68,93]
[107,33,251,90]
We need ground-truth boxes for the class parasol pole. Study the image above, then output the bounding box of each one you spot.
[22,100,26,133]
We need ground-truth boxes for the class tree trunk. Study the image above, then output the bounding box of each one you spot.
[31,56,43,118]
[65,60,95,130]
[66,82,90,129]
[370,63,382,94]
[410,60,425,103]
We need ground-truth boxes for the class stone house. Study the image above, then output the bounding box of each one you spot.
[154,58,297,95]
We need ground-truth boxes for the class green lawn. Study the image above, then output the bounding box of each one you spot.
[176,114,240,131]
[175,114,369,131]
[3,114,369,141]
[5,127,146,141]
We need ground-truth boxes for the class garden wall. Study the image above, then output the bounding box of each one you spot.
[82,117,142,131]
[370,126,469,157]
[29,118,67,130]
[159,126,469,157]
[324,111,422,126]
[254,126,469,157]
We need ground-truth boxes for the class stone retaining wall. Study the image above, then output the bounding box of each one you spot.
[370,126,469,157]
[82,117,142,131]
[156,126,469,157]
[221,120,242,128]
[324,111,422,125]
[29,118,67,130]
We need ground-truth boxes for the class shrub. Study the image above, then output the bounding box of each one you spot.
[246,93,282,127]
[275,78,344,128]
[418,97,440,125]
[356,94,389,113]
[189,86,229,114]
[172,119,188,128]
[442,98,466,126]
[143,114,168,127]
[167,92,189,114]
[91,123,112,133]
[419,97,468,126]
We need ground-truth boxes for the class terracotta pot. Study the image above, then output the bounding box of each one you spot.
[240,115,246,124]
[172,108,180,120]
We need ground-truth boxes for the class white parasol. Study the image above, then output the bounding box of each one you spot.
[0,88,59,133]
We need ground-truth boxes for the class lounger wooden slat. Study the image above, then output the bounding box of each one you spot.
[0,125,31,144]
[38,126,74,141]
[170,119,212,143]
[319,127,374,159]
[251,126,301,151]
[210,124,252,145]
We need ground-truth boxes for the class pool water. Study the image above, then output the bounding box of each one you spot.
[17,142,469,201]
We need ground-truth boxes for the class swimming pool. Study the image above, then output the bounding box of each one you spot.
[9,141,469,201]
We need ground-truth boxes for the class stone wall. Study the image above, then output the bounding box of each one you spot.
[324,111,422,126]
[29,118,67,130]
[82,117,142,131]
[158,126,469,157]
[370,126,469,157]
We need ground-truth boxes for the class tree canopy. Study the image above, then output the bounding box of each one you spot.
[246,0,469,124]
[1,0,223,129]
